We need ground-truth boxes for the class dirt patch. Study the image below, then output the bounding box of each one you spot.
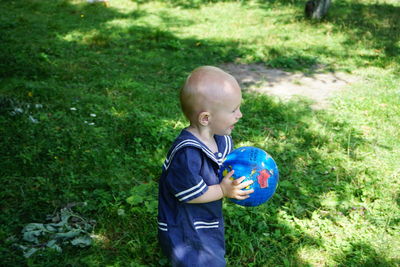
[221,63,358,110]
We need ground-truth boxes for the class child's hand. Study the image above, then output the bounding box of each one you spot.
[220,170,254,200]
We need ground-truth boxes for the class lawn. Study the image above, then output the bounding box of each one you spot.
[1,0,399,266]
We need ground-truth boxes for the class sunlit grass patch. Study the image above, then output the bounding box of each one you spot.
[1,0,399,266]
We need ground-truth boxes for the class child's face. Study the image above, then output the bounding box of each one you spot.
[209,85,242,136]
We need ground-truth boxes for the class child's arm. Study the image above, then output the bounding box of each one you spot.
[187,170,254,204]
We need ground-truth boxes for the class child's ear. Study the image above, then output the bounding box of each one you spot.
[198,112,210,126]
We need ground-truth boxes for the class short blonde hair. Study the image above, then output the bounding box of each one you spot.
[180,66,237,122]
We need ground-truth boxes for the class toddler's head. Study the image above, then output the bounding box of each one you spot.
[180,66,242,136]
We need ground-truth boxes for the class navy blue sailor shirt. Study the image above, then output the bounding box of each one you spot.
[157,129,233,267]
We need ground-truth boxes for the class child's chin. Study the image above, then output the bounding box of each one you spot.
[225,128,233,135]
[216,127,233,136]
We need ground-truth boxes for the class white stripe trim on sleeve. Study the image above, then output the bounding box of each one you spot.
[178,183,207,202]
[175,180,205,197]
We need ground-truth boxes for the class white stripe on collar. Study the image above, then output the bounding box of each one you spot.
[163,136,230,170]
[164,140,202,165]
[223,135,232,159]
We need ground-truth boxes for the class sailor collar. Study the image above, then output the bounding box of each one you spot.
[163,130,232,170]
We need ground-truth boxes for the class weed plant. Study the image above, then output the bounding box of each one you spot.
[1,0,399,266]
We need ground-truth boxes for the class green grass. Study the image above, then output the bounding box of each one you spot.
[1,0,399,266]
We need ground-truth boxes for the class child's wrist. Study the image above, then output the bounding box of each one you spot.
[219,184,226,198]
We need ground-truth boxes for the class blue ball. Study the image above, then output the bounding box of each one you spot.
[219,146,279,207]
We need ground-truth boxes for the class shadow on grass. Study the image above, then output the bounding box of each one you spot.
[133,0,253,9]
[255,0,400,71]
[221,91,371,265]
[0,0,392,266]
[329,1,400,66]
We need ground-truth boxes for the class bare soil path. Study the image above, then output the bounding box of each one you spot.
[221,63,358,110]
